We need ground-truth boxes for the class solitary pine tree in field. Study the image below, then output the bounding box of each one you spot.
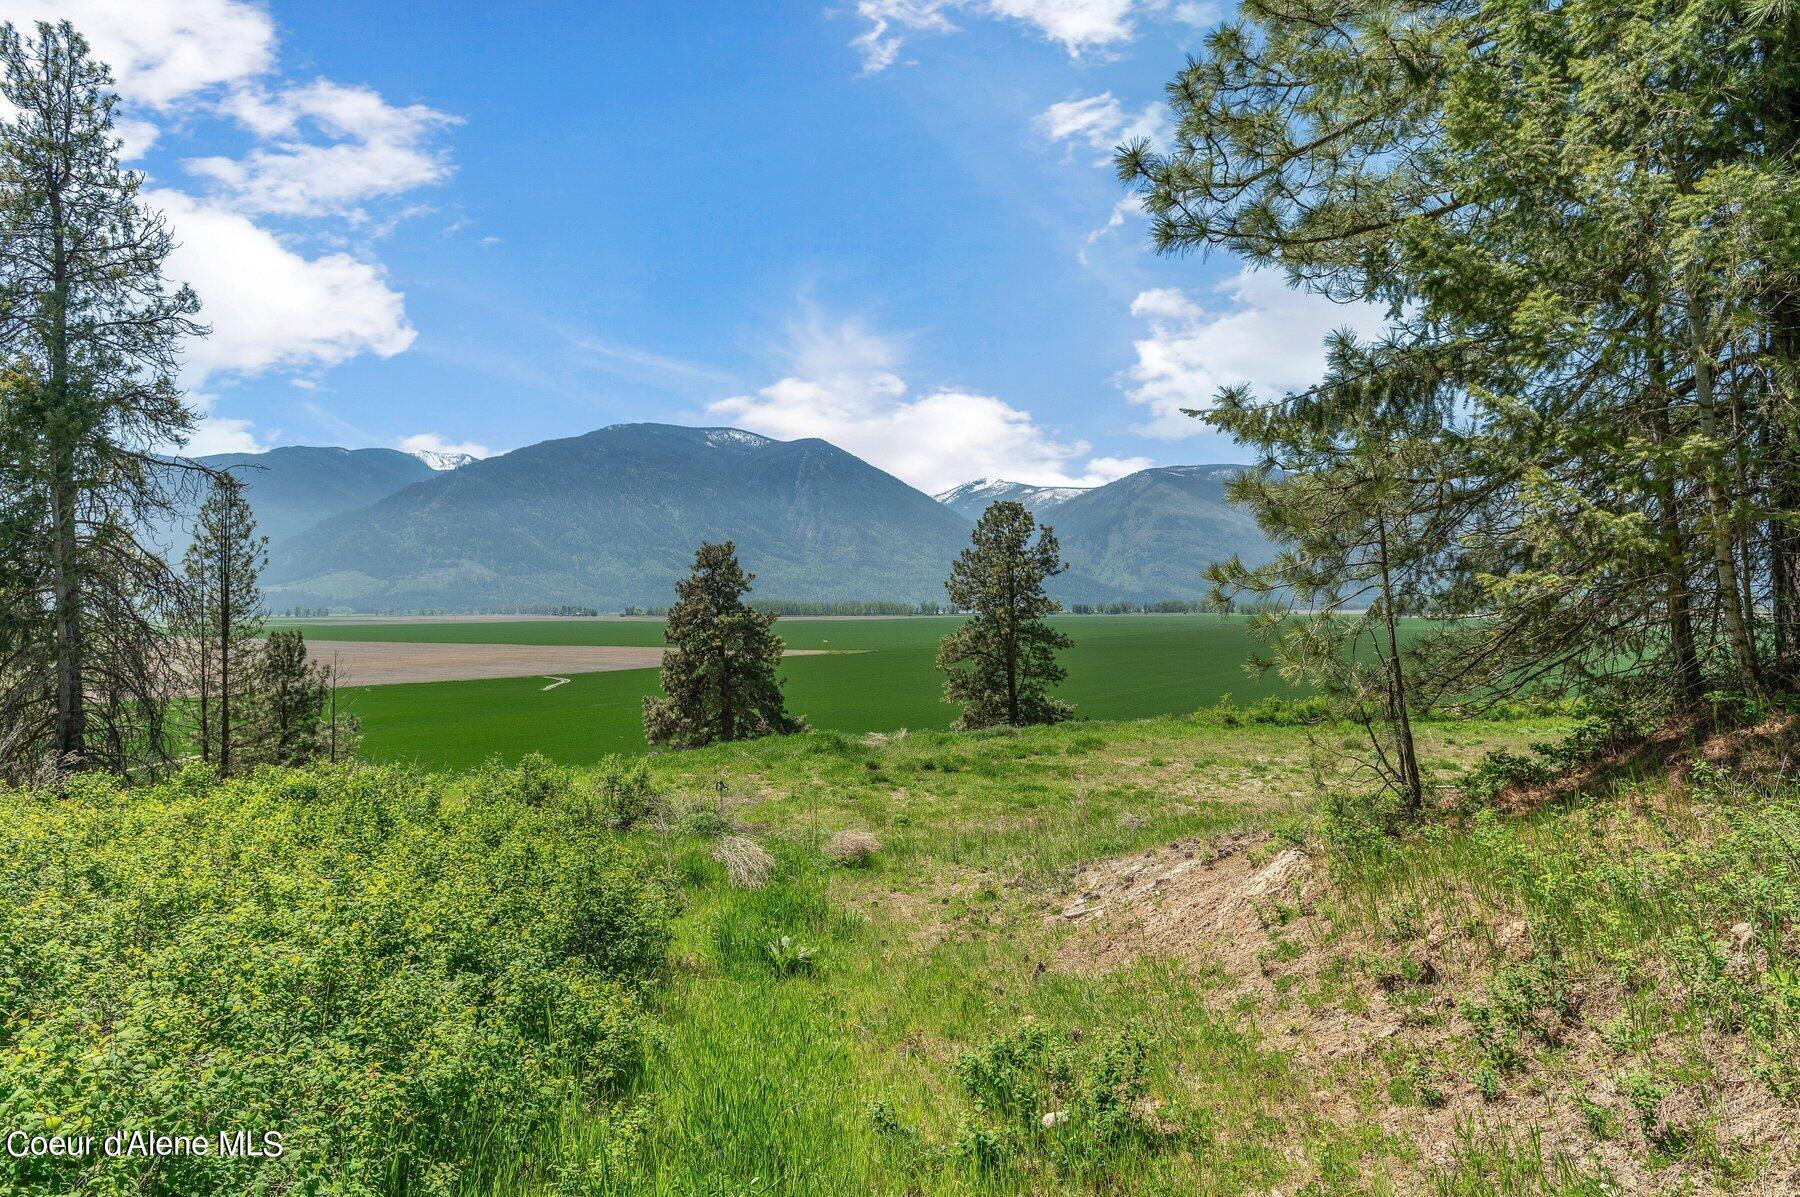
[937,501,1072,730]
[643,541,804,750]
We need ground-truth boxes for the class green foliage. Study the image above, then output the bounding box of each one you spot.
[594,754,658,829]
[247,628,341,767]
[0,761,673,1196]
[475,749,569,807]
[705,851,857,976]
[1460,749,1556,806]
[1459,956,1576,1084]
[1339,765,1800,1097]
[1458,712,1637,805]
[1192,693,1336,727]
[949,1021,1161,1180]
[643,540,805,750]
[1121,0,1800,710]
[762,934,818,976]
[937,501,1074,730]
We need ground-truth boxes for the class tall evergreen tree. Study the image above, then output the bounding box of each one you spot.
[643,541,805,750]
[936,501,1073,730]
[1117,0,1800,728]
[178,474,265,774]
[0,21,203,774]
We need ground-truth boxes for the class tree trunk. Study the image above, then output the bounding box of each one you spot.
[1647,344,1703,705]
[1766,18,1800,671]
[46,182,84,764]
[1375,514,1424,816]
[719,644,735,743]
[218,496,232,776]
[1687,291,1763,691]
[197,629,212,765]
[50,467,83,761]
[1004,572,1019,725]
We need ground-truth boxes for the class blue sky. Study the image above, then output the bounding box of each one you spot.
[7,0,1386,493]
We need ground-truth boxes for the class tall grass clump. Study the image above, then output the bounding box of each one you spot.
[0,759,674,1196]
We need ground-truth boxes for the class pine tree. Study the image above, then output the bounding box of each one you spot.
[936,501,1073,730]
[1117,0,1800,722]
[249,630,332,767]
[1205,335,1480,817]
[0,22,203,773]
[179,475,265,774]
[643,541,805,749]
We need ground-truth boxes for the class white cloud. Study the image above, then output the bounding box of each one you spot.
[1037,93,1165,255]
[183,412,269,455]
[155,189,416,382]
[1122,269,1392,438]
[708,312,1143,493]
[985,0,1139,51]
[397,432,492,460]
[1083,454,1156,478]
[1170,1,1220,22]
[189,80,457,217]
[0,0,274,106]
[111,116,161,158]
[851,0,958,72]
[0,7,460,448]
[1036,92,1167,161]
[849,0,1208,70]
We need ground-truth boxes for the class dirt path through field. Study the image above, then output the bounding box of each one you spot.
[304,640,830,686]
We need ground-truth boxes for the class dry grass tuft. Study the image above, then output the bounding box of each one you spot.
[823,828,881,865]
[712,835,774,888]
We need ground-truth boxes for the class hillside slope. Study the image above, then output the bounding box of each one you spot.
[148,446,437,558]
[1048,465,1273,600]
[263,424,976,610]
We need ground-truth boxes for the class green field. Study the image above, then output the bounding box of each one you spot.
[281,616,1304,768]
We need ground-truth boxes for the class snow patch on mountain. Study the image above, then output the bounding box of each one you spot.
[704,428,773,449]
[411,449,478,471]
[934,478,1091,518]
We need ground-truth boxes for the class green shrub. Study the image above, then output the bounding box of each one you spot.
[594,755,658,829]
[1460,748,1554,805]
[674,803,734,838]
[475,750,569,807]
[0,762,673,1197]
[949,1020,1161,1179]
[1193,694,1335,728]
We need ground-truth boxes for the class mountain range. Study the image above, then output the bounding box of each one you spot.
[163,423,1273,611]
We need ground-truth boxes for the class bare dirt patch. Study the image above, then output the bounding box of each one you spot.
[306,640,827,686]
[1048,834,1798,1193]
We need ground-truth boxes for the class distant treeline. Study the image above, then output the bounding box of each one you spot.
[277,604,607,618]
[1068,598,1284,615]
[748,600,951,616]
[281,599,1286,619]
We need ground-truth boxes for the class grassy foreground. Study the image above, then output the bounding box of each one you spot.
[539,711,1798,1195]
[6,710,1794,1194]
